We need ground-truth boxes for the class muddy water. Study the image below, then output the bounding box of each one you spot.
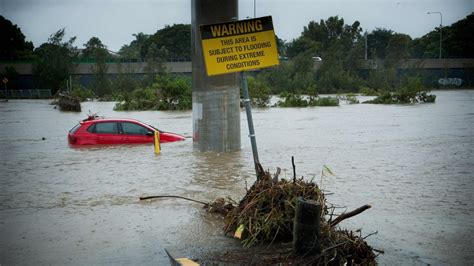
[0,90,473,265]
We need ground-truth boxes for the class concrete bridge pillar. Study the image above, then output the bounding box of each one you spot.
[191,0,241,152]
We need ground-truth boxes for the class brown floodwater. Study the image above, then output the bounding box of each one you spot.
[0,90,473,265]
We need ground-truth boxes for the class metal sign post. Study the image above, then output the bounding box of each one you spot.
[241,71,260,176]
[199,16,279,178]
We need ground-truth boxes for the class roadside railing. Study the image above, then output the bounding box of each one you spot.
[0,89,52,99]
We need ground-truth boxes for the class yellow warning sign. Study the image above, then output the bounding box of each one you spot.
[200,16,279,76]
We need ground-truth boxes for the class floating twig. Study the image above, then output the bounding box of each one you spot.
[363,230,378,240]
[330,204,372,227]
[291,156,296,183]
[139,195,208,206]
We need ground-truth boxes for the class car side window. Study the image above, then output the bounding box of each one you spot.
[87,124,96,133]
[121,122,149,135]
[94,122,119,134]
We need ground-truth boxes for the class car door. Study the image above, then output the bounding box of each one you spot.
[120,122,154,144]
[93,121,121,144]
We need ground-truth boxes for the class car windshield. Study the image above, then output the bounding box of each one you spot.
[147,124,161,132]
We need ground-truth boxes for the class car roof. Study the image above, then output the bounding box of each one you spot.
[81,118,148,125]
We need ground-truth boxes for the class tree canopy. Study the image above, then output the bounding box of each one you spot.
[285,16,362,58]
[33,29,77,93]
[0,16,34,60]
[3,11,473,102]
[141,24,191,60]
[411,12,474,58]
[274,16,364,93]
[367,28,393,59]
[82,37,112,97]
[118,25,191,61]
[82,37,107,59]
[118,32,149,59]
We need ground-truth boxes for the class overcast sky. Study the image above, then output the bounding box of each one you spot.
[1,0,473,51]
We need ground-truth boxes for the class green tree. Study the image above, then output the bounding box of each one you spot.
[111,62,139,95]
[258,53,317,95]
[83,37,111,98]
[82,37,107,59]
[118,32,149,59]
[291,53,317,93]
[385,33,412,66]
[0,16,34,60]
[442,13,474,58]
[293,16,363,93]
[154,74,192,110]
[246,76,271,107]
[33,29,77,94]
[114,74,192,111]
[367,33,412,91]
[367,28,393,59]
[144,43,168,86]
[300,16,361,55]
[258,62,293,94]
[286,37,314,58]
[70,75,94,102]
[411,12,474,58]
[275,35,288,58]
[366,67,396,91]
[91,49,111,98]
[317,56,360,93]
[141,24,191,60]
[410,31,439,58]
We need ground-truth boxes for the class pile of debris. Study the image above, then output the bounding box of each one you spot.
[54,91,81,112]
[141,162,381,264]
[222,174,325,247]
[205,165,379,264]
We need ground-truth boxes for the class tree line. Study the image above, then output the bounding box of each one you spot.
[2,13,472,63]
[1,13,472,107]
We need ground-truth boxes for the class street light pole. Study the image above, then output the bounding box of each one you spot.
[364,31,368,61]
[427,11,443,59]
[254,0,256,18]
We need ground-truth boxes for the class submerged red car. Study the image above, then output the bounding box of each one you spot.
[68,116,185,145]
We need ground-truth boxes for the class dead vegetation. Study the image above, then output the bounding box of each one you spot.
[205,165,379,264]
[141,161,381,264]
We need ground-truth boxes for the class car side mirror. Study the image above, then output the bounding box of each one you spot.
[146,131,154,136]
